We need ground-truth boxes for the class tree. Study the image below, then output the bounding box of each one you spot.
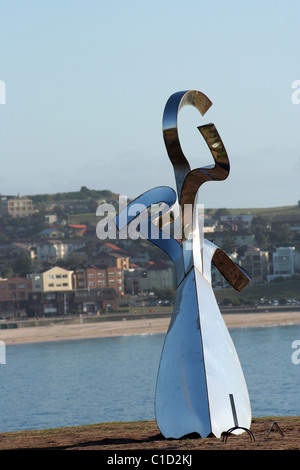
[1,266,14,278]
[60,253,85,270]
[250,216,270,250]
[27,211,48,236]
[269,224,294,248]
[53,205,68,220]
[87,199,99,212]
[14,252,32,276]
[214,208,230,218]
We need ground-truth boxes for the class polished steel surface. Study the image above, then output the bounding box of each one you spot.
[114,90,252,438]
[162,90,229,210]
[155,268,211,439]
[115,186,185,284]
[155,239,251,438]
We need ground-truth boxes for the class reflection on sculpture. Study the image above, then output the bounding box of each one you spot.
[115,90,252,439]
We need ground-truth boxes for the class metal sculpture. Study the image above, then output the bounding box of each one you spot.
[115,90,252,439]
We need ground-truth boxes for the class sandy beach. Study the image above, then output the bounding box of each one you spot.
[0,310,299,345]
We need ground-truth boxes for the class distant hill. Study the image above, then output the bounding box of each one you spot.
[2,187,299,219]
[207,204,300,218]
[26,186,114,203]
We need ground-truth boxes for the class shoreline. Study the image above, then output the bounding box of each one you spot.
[0,310,299,345]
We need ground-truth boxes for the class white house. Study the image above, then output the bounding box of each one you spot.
[267,246,296,281]
[35,241,68,262]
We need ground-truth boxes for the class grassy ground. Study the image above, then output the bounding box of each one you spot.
[0,417,299,451]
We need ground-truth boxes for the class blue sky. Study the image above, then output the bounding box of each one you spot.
[0,0,299,208]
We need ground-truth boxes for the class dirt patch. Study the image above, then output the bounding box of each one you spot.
[0,417,299,451]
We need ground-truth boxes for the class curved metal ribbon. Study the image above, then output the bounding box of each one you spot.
[114,90,249,291]
[115,186,185,284]
[162,90,230,209]
[161,90,249,289]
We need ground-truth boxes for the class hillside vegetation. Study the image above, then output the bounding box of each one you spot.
[214,205,300,216]
[214,277,300,306]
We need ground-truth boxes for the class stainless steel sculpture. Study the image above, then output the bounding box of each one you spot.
[115,90,252,439]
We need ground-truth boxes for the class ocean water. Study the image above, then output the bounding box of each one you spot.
[0,324,299,433]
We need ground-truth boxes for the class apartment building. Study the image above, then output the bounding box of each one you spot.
[73,265,124,297]
[240,246,269,283]
[0,276,32,316]
[27,288,119,317]
[28,291,72,317]
[141,260,176,291]
[72,287,119,314]
[35,240,68,262]
[0,195,34,218]
[267,246,296,281]
[124,267,146,295]
[28,266,121,316]
[32,266,74,292]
